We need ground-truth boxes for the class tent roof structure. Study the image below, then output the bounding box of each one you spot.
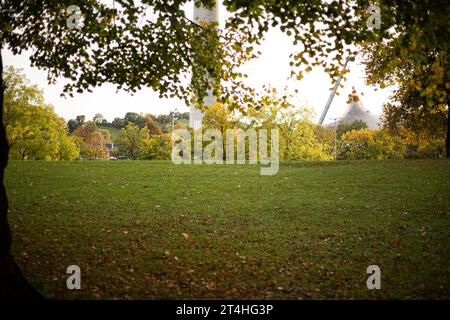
[324,87,380,129]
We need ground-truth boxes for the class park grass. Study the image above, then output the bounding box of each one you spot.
[4,160,450,299]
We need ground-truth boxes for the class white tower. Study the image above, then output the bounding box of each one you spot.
[189,2,220,129]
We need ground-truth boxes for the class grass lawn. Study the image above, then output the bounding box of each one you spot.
[4,160,450,299]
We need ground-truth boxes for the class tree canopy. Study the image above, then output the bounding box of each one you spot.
[361,0,449,155]
[2,1,447,126]
[3,66,79,160]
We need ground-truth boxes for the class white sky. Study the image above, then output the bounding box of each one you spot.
[3,1,394,125]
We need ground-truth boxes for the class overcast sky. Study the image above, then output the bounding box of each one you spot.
[3,1,394,125]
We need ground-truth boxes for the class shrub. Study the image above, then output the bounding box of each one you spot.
[340,129,405,160]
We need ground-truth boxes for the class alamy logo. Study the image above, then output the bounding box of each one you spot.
[66,5,83,30]
[171,127,279,176]
[366,265,381,290]
[66,265,81,290]
[366,3,381,30]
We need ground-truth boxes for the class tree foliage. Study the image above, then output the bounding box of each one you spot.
[3,66,79,160]
[73,123,108,159]
[361,0,449,156]
[124,112,146,128]
[67,115,87,133]
[337,120,368,140]
[202,102,235,133]
[93,113,106,125]
[115,123,169,160]
[340,128,405,160]
[144,115,163,136]
[245,88,331,160]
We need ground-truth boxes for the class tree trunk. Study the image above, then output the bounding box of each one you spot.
[0,48,41,299]
[446,105,450,158]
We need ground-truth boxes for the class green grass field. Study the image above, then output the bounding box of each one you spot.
[4,160,450,299]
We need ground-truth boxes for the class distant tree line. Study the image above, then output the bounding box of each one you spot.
[67,111,189,134]
[66,111,188,159]
[4,67,445,161]
[334,119,445,160]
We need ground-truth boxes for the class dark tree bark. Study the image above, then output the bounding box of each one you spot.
[0,49,41,299]
[446,105,450,158]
